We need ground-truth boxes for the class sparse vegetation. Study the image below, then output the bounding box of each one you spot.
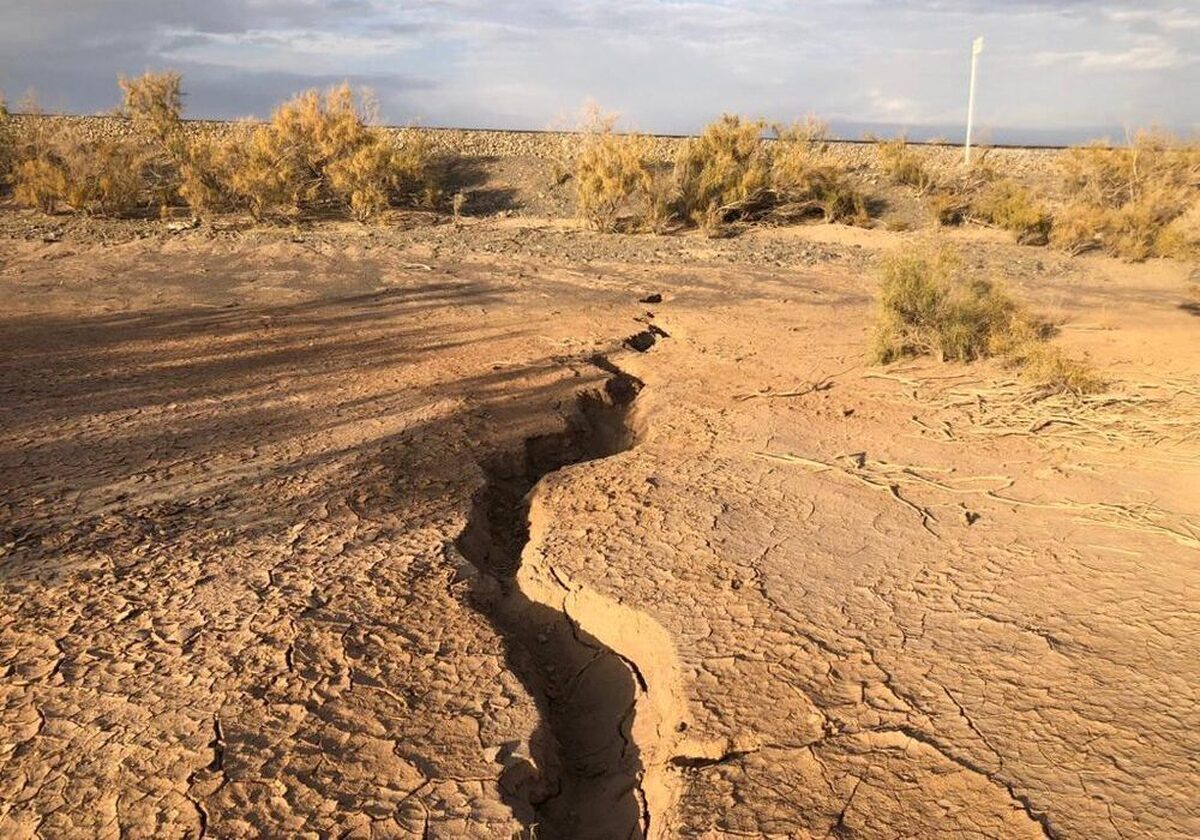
[926,157,1052,246]
[572,111,870,233]
[971,179,1052,245]
[873,242,1102,394]
[1051,131,1200,260]
[877,137,936,193]
[8,73,437,223]
[771,119,869,225]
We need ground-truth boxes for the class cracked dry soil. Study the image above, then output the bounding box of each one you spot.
[1,219,1198,839]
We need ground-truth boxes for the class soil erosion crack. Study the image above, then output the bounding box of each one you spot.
[453,350,679,840]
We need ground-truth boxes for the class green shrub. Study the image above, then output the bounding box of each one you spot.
[873,243,1018,363]
[873,242,1103,393]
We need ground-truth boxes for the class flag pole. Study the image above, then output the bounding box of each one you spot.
[965,36,984,166]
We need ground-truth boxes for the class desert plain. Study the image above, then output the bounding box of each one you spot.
[0,129,1198,840]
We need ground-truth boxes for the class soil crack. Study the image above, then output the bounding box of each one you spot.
[453,350,681,839]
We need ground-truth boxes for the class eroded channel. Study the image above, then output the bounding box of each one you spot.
[452,350,677,840]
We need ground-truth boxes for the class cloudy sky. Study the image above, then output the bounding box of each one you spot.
[1,1,1197,143]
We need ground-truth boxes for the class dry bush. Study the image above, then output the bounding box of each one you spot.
[0,94,12,189]
[57,132,147,215]
[873,242,1102,392]
[121,72,184,150]
[13,157,65,213]
[873,243,1019,363]
[574,111,671,232]
[9,95,147,217]
[877,137,936,193]
[227,85,431,221]
[929,190,969,226]
[771,119,868,225]
[694,202,734,238]
[674,115,770,222]
[927,159,1051,246]
[1009,342,1104,396]
[1051,131,1200,259]
[15,132,146,216]
[1157,203,1200,260]
[175,130,245,215]
[972,179,1052,244]
[120,71,189,213]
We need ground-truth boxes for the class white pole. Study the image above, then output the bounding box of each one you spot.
[965,36,984,166]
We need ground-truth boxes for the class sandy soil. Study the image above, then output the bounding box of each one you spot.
[0,212,1197,839]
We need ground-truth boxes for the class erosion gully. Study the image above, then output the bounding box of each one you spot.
[452,331,677,840]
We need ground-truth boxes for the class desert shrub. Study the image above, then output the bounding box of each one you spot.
[15,133,146,216]
[328,142,395,220]
[929,190,969,226]
[13,157,65,213]
[674,115,770,222]
[873,242,1102,392]
[574,112,672,232]
[771,119,868,225]
[120,71,190,212]
[225,85,430,221]
[877,137,936,193]
[1051,131,1200,259]
[873,244,1019,363]
[694,202,734,238]
[58,133,147,215]
[0,97,13,191]
[175,130,245,215]
[121,72,184,150]
[972,179,1052,244]
[1157,203,1200,260]
[9,97,147,217]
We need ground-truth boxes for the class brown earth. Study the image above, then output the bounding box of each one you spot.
[1,172,1198,840]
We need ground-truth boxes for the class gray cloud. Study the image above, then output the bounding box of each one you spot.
[0,0,1195,141]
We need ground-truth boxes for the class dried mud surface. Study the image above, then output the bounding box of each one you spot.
[1,214,1198,839]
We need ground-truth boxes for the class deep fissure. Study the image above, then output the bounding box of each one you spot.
[453,354,657,840]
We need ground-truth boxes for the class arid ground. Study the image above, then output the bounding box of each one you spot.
[1,160,1198,838]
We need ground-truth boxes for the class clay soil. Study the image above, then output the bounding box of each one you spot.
[1,207,1198,839]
